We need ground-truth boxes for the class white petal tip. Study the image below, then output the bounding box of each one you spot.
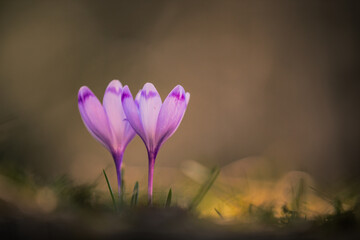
[142,82,159,96]
[106,80,123,95]
[185,92,190,105]
[143,82,156,90]
[108,79,123,88]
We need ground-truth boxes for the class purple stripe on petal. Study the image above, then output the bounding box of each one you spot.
[141,90,158,99]
[170,86,186,101]
[78,87,93,103]
[104,80,123,96]
[121,90,131,101]
[106,86,122,95]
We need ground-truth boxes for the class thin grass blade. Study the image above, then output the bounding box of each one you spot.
[214,208,223,219]
[165,188,172,207]
[103,169,117,211]
[130,181,139,207]
[189,167,220,210]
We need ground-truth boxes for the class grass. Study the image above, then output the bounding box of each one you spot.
[1,115,359,239]
[0,161,359,239]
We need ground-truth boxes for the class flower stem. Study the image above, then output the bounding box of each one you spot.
[113,152,123,201]
[148,151,156,205]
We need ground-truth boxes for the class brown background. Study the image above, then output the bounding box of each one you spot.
[0,0,359,190]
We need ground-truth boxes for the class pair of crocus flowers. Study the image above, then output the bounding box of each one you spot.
[78,80,190,203]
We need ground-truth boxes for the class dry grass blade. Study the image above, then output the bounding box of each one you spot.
[189,167,220,210]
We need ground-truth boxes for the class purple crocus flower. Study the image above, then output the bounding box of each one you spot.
[78,80,136,197]
[121,83,190,203]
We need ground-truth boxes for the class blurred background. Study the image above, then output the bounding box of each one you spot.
[0,0,359,214]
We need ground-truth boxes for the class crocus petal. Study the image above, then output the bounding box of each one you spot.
[155,85,188,150]
[103,80,135,150]
[78,86,113,150]
[135,89,141,109]
[138,83,162,150]
[185,92,190,105]
[121,85,146,141]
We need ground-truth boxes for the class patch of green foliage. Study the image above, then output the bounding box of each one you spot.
[51,175,99,210]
